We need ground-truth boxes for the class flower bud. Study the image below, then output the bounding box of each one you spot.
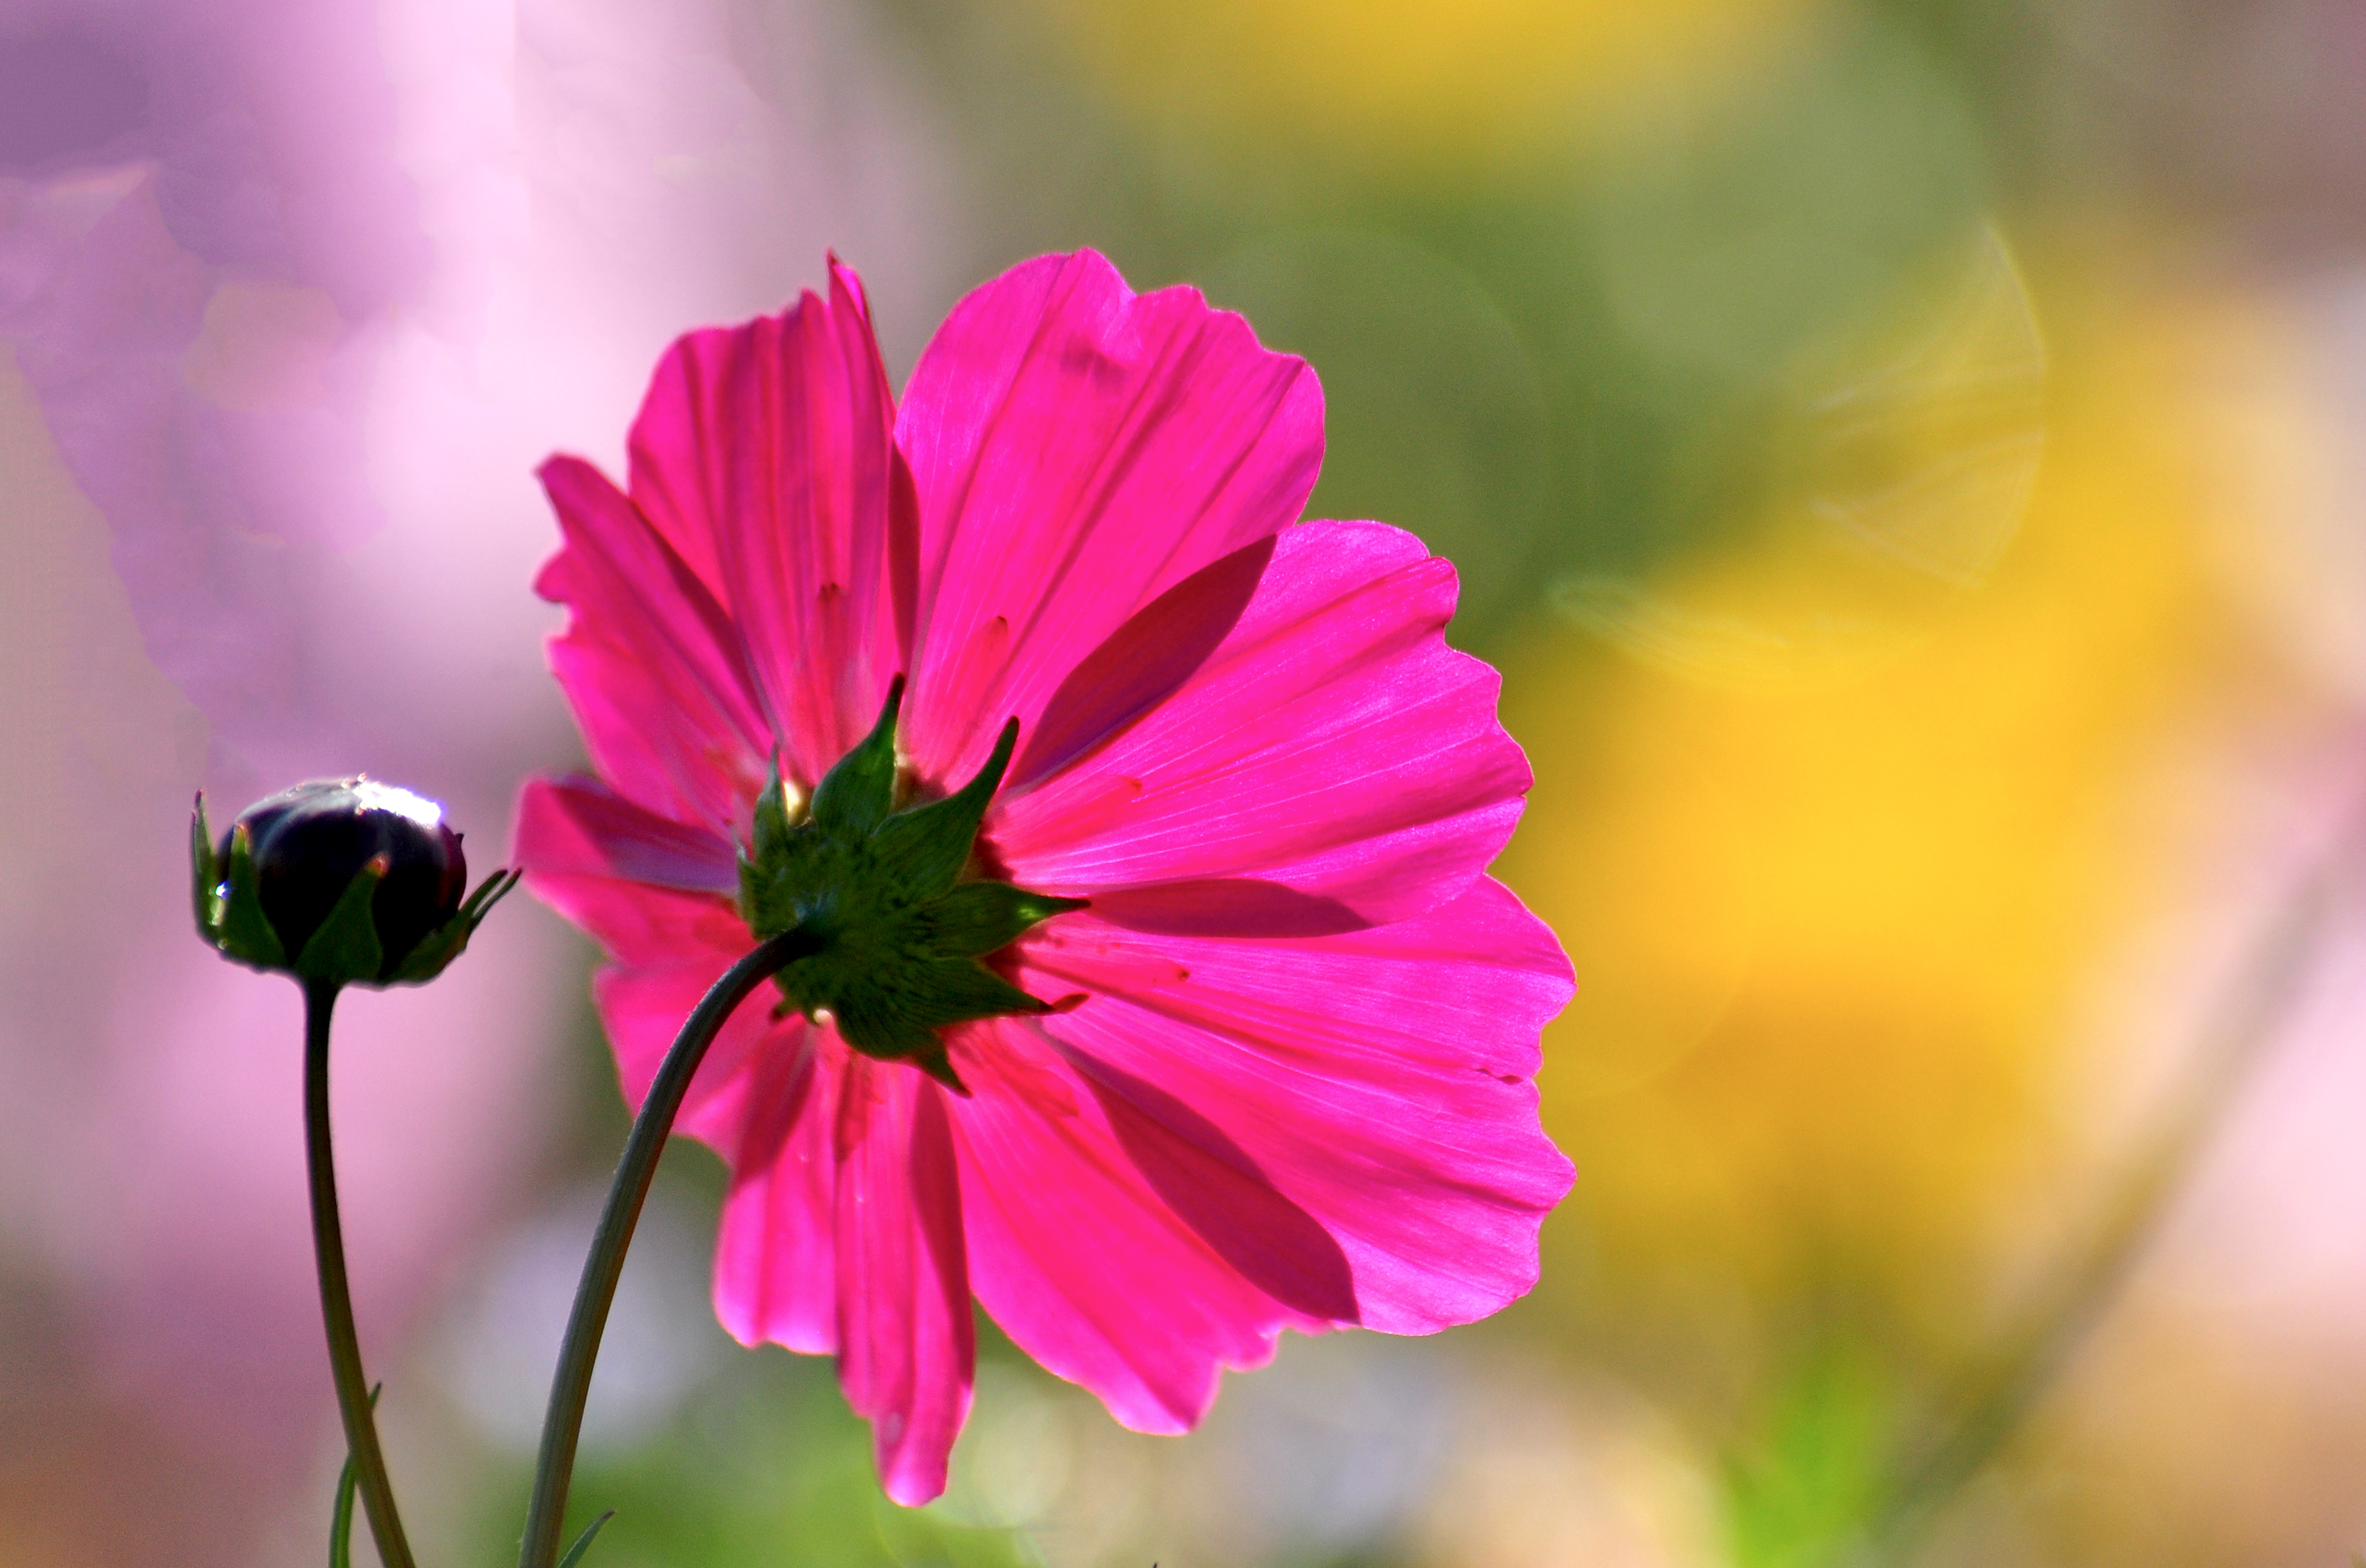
[193,777,520,989]
[241,778,465,963]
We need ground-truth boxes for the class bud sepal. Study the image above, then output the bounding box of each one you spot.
[387,866,523,984]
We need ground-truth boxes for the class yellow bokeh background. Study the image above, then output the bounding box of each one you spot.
[1029,0,1820,166]
[1504,270,2254,1323]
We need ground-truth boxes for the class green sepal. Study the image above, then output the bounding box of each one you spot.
[920,881,1090,959]
[740,754,834,937]
[555,1510,616,1568]
[868,718,1020,899]
[814,986,941,1064]
[906,954,1057,1023]
[296,858,387,986]
[817,952,1052,1089]
[809,675,905,838]
[909,1037,969,1096]
[750,756,799,865]
[824,978,980,1094]
[386,866,523,985]
[190,793,219,941]
[459,863,525,926]
[774,928,1049,1060]
[215,823,288,970]
[739,681,1086,1087]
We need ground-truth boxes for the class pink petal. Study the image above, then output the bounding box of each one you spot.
[514,775,739,895]
[625,258,907,785]
[511,830,782,1158]
[535,455,772,835]
[516,862,743,974]
[710,1036,975,1502]
[1005,534,1275,792]
[992,521,1530,928]
[830,1058,973,1506]
[895,249,1322,785]
[1015,877,1574,1335]
[713,1026,840,1353]
[592,961,796,1158]
[945,1016,1331,1434]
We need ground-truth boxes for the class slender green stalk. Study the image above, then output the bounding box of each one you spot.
[517,929,820,1568]
[1864,823,2356,1563]
[304,981,418,1568]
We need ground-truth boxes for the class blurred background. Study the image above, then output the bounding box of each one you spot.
[4,0,2366,1564]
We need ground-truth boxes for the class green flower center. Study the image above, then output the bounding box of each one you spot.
[736,678,1085,1092]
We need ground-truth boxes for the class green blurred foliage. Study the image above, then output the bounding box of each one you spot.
[482,1348,1038,1568]
[881,1,2011,657]
[1718,1338,1899,1568]
[560,1362,1036,1568]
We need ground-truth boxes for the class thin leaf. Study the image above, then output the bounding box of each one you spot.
[327,1385,381,1568]
[556,1510,617,1568]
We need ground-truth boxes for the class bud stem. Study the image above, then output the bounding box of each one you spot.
[304,980,419,1568]
[516,927,823,1568]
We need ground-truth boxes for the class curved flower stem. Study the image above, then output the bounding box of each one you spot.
[517,928,822,1568]
[1864,807,2363,1563]
[303,980,418,1568]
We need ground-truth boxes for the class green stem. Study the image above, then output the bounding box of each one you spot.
[304,980,418,1568]
[1864,823,2354,1562]
[516,929,820,1568]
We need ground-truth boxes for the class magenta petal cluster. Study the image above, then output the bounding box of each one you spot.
[514,250,1575,1505]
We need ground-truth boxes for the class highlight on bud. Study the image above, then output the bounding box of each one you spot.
[191,777,521,989]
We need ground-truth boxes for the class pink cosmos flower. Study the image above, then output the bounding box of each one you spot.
[514,249,1575,1505]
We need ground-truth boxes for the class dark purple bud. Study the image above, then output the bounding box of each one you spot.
[227,778,467,974]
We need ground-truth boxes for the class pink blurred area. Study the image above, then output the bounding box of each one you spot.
[0,0,946,1560]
